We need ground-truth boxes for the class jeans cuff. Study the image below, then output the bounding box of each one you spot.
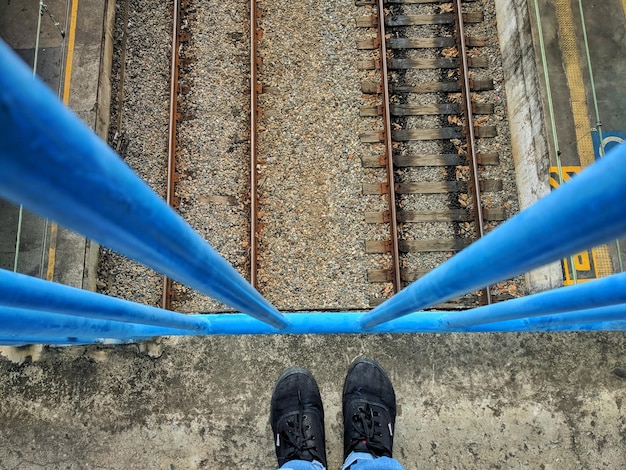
[341,451,375,470]
[280,459,326,470]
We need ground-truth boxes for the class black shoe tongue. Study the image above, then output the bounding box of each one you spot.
[352,438,370,453]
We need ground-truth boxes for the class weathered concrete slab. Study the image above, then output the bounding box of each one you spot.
[0,333,625,468]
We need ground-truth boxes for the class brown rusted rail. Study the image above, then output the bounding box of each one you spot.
[162,0,181,310]
[375,0,402,294]
[453,0,491,304]
[250,0,260,288]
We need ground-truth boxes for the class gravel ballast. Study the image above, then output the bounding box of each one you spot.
[99,0,522,311]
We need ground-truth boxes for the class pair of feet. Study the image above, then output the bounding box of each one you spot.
[270,359,396,468]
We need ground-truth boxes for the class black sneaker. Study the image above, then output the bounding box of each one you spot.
[342,358,396,459]
[270,367,327,468]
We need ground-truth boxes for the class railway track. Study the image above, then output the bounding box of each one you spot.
[250,0,261,289]
[163,0,182,310]
[163,0,259,309]
[358,0,509,308]
[107,0,517,311]
[108,0,187,311]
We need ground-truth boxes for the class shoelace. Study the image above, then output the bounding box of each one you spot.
[349,403,389,455]
[278,391,320,462]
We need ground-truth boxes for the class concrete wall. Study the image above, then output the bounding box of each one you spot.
[494,0,563,293]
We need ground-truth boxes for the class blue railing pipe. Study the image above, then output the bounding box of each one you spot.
[0,307,192,339]
[1,309,626,346]
[203,311,626,335]
[0,269,211,332]
[442,272,626,328]
[520,304,626,330]
[0,40,287,330]
[360,142,626,329]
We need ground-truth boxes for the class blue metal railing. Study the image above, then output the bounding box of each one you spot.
[1,38,626,346]
[0,40,287,331]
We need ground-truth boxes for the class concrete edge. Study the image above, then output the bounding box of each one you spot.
[494,0,563,293]
[82,0,117,292]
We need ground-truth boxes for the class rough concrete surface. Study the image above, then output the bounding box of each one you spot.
[1,332,625,469]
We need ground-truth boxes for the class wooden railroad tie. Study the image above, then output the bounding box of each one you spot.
[359,125,497,143]
[361,79,494,94]
[365,238,471,253]
[357,36,489,50]
[360,102,494,117]
[356,12,484,28]
[368,268,429,284]
[361,152,500,168]
[362,179,503,195]
[359,56,488,70]
[364,208,506,224]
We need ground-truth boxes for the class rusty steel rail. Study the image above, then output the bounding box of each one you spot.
[453,0,492,304]
[250,0,260,288]
[162,0,181,310]
[376,0,402,294]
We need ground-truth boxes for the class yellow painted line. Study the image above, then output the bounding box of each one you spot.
[46,0,79,282]
[548,165,580,188]
[623,0,626,20]
[554,0,612,279]
[45,224,58,281]
[62,0,79,105]
[554,0,595,166]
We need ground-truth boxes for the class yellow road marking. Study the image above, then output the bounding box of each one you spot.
[46,0,79,282]
[553,0,612,279]
[623,0,626,20]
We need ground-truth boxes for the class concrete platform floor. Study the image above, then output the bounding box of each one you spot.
[1,0,626,468]
[1,333,626,469]
[0,0,104,290]
[532,0,626,281]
